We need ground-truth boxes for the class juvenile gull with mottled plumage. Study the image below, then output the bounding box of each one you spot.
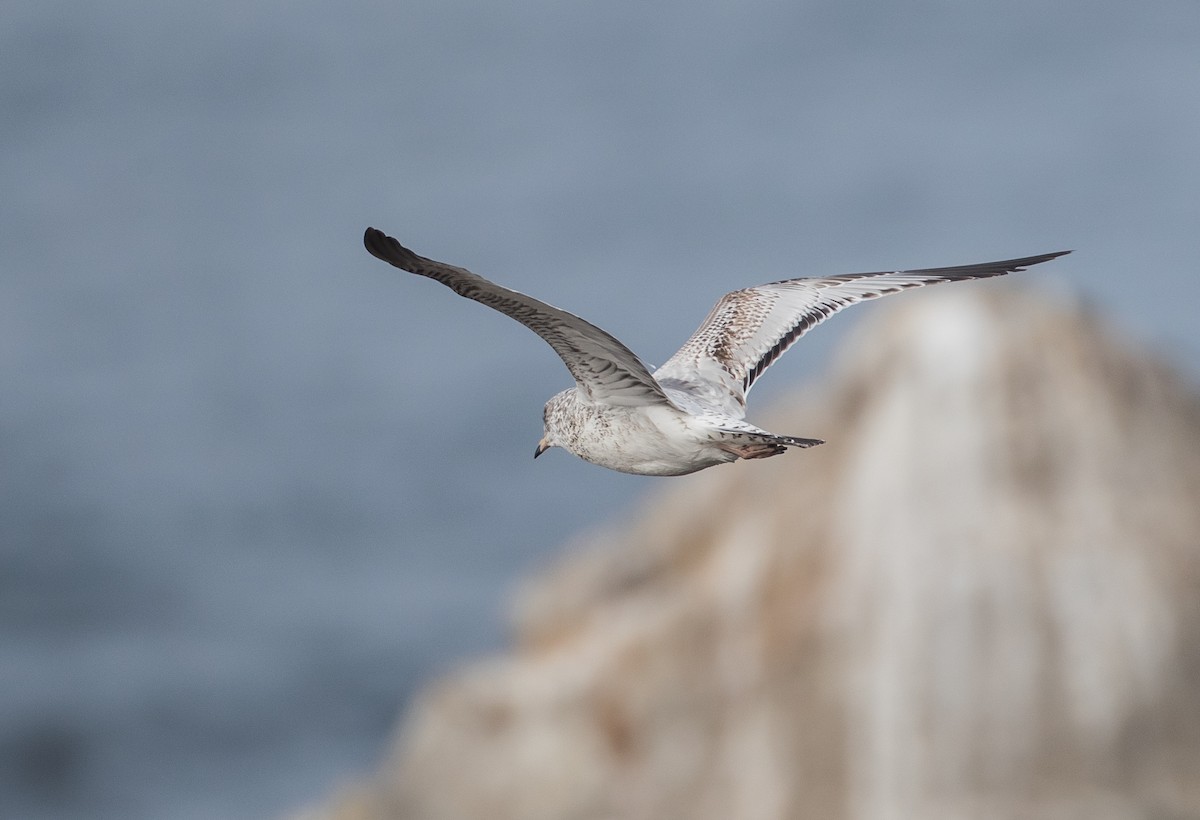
[364,227,1068,476]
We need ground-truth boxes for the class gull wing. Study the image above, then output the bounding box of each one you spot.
[364,228,671,407]
[653,251,1070,417]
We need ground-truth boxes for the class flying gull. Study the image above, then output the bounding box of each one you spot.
[364,227,1068,476]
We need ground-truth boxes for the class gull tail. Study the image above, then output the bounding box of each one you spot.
[716,430,824,460]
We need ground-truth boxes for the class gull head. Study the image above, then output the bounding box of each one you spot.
[534,389,575,459]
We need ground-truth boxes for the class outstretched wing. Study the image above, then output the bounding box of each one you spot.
[364,228,671,407]
[653,251,1070,417]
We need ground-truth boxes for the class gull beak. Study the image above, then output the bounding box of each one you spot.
[534,437,550,459]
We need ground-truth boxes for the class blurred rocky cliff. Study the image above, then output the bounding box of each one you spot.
[299,288,1200,820]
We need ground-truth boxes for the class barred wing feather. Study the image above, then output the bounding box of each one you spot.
[653,251,1070,417]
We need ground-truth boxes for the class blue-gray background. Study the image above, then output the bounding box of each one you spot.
[3,1,1197,818]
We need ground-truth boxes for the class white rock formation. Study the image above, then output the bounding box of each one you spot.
[301,288,1200,820]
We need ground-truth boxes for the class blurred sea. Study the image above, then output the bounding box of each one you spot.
[2,1,1198,817]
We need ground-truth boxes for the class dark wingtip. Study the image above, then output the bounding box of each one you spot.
[1043,250,1072,259]
[363,226,391,261]
[927,249,1072,280]
[363,226,423,271]
[1011,249,1072,271]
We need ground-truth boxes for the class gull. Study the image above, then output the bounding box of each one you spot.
[364,227,1068,476]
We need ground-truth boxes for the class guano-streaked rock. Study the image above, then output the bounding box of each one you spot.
[298,288,1200,820]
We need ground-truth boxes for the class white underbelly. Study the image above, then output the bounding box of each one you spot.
[571,405,733,476]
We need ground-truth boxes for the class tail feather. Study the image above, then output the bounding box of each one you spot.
[773,434,825,449]
[716,430,824,460]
